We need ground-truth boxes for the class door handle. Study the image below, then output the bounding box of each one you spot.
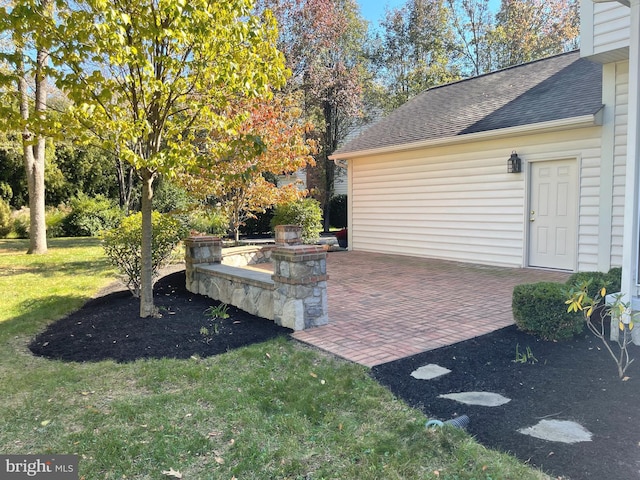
[530,210,536,222]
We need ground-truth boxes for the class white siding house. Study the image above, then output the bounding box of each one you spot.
[331,52,607,272]
[581,0,640,330]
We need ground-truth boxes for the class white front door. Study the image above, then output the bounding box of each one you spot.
[528,159,577,270]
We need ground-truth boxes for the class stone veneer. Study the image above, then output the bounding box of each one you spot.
[184,234,328,331]
[221,245,276,267]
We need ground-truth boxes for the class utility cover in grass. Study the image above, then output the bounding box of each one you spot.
[410,364,451,380]
[518,419,593,444]
[438,392,511,407]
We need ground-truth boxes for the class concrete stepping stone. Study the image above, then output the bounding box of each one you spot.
[410,364,451,380]
[438,391,511,407]
[518,419,593,444]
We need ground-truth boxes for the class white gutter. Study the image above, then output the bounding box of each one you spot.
[592,0,630,6]
[329,112,602,160]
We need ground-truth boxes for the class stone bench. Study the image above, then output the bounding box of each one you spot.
[185,228,328,331]
[193,264,275,320]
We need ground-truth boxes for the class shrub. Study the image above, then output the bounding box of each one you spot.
[45,206,70,238]
[606,267,622,293]
[329,194,347,229]
[102,211,189,297]
[512,282,584,341]
[271,198,322,244]
[187,208,228,236]
[11,208,30,238]
[565,271,609,299]
[0,198,11,238]
[63,194,123,237]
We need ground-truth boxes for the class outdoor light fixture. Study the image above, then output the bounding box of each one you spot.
[508,151,522,173]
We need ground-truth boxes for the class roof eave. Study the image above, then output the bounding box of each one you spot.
[330,111,603,161]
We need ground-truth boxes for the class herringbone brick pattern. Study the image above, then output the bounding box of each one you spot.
[292,251,570,367]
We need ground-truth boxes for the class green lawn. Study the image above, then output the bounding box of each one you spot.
[0,238,548,479]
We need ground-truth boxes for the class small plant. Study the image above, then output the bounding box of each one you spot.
[566,282,636,379]
[205,303,230,319]
[513,344,537,364]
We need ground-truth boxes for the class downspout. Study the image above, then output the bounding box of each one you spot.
[618,0,640,342]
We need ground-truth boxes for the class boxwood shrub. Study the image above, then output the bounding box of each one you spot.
[565,271,609,298]
[606,267,622,293]
[512,282,583,341]
[565,267,623,297]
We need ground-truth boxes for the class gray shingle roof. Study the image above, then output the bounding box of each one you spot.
[333,51,603,157]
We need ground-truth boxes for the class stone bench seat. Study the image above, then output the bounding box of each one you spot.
[192,264,276,321]
[197,264,275,290]
[185,231,328,331]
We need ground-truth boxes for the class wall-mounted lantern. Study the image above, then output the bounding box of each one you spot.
[508,151,522,173]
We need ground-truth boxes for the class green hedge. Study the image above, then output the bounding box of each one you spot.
[512,282,583,341]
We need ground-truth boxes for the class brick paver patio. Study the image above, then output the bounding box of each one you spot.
[292,251,570,367]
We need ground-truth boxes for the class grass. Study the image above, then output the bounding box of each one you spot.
[0,237,549,479]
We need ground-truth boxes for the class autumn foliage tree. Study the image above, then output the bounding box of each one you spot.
[261,0,368,231]
[184,92,315,243]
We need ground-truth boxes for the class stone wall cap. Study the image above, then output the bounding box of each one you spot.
[186,235,221,243]
[273,245,326,255]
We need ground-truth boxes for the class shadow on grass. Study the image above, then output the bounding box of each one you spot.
[0,294,94,338]
[0,237,103,252]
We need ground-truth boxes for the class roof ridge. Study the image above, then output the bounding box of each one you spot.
[424,50,581,94]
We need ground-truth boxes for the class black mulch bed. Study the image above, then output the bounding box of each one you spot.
[29,271,292,363]
[28,271,640,479]
[371,325,640,480]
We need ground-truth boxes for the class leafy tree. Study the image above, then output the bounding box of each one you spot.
[45,0,287,316]
[446,0,495,76]
[262,0,369,232]
[184,92,315,243]
[0,131,25,207]
[0,0,52,254]
[52,144,121,206]
[373,0,459,111]
[489,0,579,70]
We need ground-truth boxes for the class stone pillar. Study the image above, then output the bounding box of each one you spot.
[184,236,222,292]
[271,245,329,330]
[274,224,302,246]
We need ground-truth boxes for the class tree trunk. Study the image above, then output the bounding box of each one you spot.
[139,168,157,318]
[322,156,334,232]
[115,154,135,214]
[322,100,338,233]
[17,49,47,255]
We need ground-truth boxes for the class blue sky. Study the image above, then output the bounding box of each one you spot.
[358,0,501,26]
[357,0,406,25]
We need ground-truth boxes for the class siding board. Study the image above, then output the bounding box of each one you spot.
[350,129,601,270]
[609,61,629,267]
